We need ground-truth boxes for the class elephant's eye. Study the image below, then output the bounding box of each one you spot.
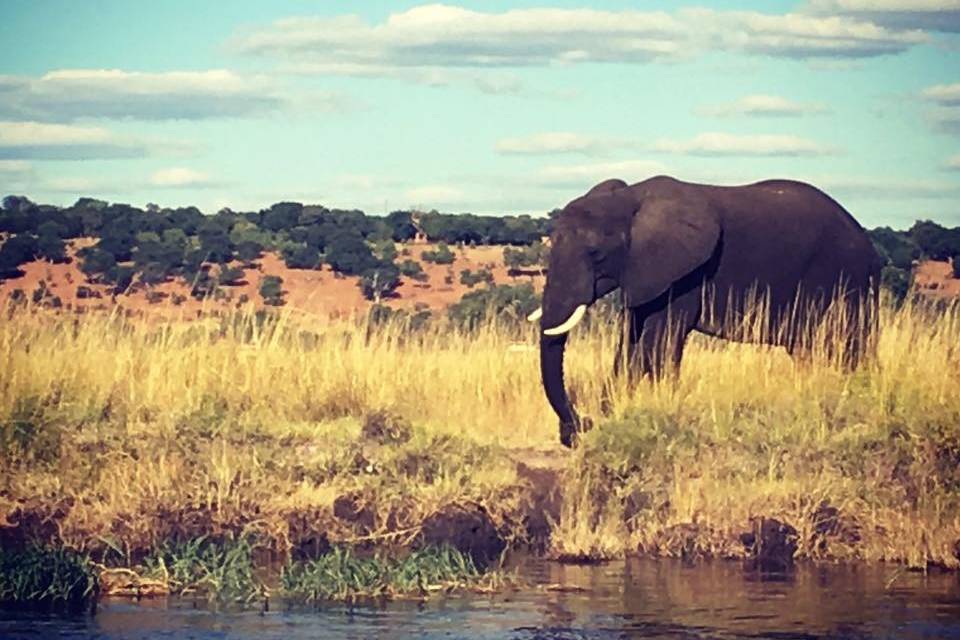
[588,247,606,261]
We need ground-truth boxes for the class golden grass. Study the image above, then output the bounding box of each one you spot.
[1,294,959,569]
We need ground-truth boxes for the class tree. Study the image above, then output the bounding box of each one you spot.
[953,254,960,279]
[197,219,233,263]
[37,233,67,263]
[259,275,285,306]
[0,234,38,278]
[106,265,136,294]
[325,233,378,275]
[236,240,263,264]
[261,202,303,232]
[385,210,418,242]
[282,243,321,270]
[78,247,117,280]
[373,238,398,263]
[909,220,960,261]
[359,262,401,302]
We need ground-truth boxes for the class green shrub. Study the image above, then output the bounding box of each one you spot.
[447,283,540,330]
[259,275,285,306]
[421,243,455,265]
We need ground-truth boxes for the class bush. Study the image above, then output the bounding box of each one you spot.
[447,283,540,329]
[881,265,912,306]
[459,268,493,288]
[868,227,920,270]
[75,286,100,300]
[218,266,245,286]
[953,254,960,279]
[421,243,455,265]
[282,243,321,270]
[398,259,428,282]
[188,270,218,300]
[259,275,285,306]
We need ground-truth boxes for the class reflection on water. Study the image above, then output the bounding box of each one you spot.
[2,558,959,639]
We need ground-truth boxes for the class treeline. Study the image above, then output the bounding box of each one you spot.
[0,196,552,303]
[2,194,958,307]
[867,220,960,301]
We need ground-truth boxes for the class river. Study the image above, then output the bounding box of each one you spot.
[2,557,958,639]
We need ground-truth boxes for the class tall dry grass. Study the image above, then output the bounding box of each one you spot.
[1,294,958,567]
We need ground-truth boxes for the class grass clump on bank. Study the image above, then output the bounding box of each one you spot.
[0,546,98,610]
[281,545,497,603]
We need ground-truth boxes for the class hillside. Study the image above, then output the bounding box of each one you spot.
[0,238,545,317]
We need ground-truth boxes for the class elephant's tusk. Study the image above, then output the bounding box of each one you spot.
[543,304,587,336]
[526,307,543,322]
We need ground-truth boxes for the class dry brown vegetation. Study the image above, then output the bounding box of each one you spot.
[1,290,959,573]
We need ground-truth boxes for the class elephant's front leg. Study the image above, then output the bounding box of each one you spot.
[637,292,701,380]
[602,308,644,415]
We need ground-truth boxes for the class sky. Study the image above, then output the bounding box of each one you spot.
[0,0,958,228]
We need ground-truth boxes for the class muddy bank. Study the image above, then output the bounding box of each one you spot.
[4,451,957,593]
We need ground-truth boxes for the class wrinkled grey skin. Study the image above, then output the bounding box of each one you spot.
[540,175,883,448]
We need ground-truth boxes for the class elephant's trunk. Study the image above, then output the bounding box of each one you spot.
[539,333,580,447]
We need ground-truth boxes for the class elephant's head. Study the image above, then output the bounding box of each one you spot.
[532,176,720,447]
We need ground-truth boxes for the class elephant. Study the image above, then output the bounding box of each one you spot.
[529,175,883,448]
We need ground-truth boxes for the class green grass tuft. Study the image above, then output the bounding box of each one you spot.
[0,546,98,609]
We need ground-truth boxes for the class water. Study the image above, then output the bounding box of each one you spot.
[2,558,958,639]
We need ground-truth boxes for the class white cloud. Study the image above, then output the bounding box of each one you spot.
[921,84,960,134]
[923,82,960,105]
[946,154,960,169]
[652,132,835,156]
[0,160,31,174]
[495,132,613,155]
[687,8,926,58]
[804,0,960,32]
[236,6,688,70]
[405,184,464,204]
[235,4,928,80]
[0,69,285,121]
[537,159,667,188]
[149,167,215,188]
[0,121,147,159]
[700,94,829,117]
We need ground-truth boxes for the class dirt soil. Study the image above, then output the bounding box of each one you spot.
[0,240,545,317]
[913,259,960,298]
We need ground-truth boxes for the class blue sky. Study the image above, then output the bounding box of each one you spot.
[0,0,958,227]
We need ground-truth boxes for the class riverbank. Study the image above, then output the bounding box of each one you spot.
[2,299,959,608]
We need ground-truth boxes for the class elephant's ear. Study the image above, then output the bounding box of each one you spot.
[585,178,628,196]
[623,195,720,306]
